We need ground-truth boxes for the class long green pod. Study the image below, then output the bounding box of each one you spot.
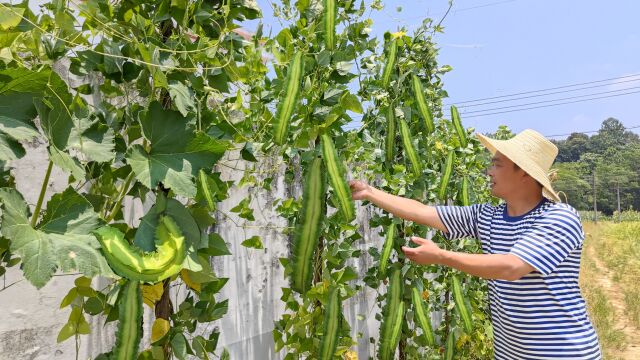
[451,105,468,148]
[453,275,473,333]
[290,157,326,293]
[412,74,435,134]
[321,134,355,222]
[399,119,422,176]
[385,106,396,165]
[460,177,471,206]
[378,268,403,360]
[273,52,304,145]
[444,330,455,360]
[94,216,186,283]
[319,288,341,360]
[323,0,336,50]
[387,301,405,360]
[411,287,435,346]
[198,169,216,211]
[112,280,142,360]
[381,39,398,88]
[378,224,395,276]
[438,152,455,201]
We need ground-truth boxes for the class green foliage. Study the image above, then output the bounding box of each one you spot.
[0,187,115,288]
[553,118,640,213]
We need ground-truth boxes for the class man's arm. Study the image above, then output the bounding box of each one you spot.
[402,237,535,281]
[350,181,447,232]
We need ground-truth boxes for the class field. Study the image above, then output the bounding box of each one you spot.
[581,221,640,359]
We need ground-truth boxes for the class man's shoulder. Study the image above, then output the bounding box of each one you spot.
[539,200,582,224]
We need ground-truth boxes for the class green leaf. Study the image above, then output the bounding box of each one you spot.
[39,188,101,235]
[57,306,90,343]
[48,146,85,180]
[241,235,263,249]
[230,197,254,221]
[171,333,188,360]
[60,288,78,308]
[67,116,115,162]
[0,67,49,141]
[0,133,25,160]
[168,82,196,117]
[0,6,25,30]
[340,93,363,114]
[126,102,229,198]
[202,233,231,256]
[241,142,258,162]
[0,188,114,288]
[34,72,74,151]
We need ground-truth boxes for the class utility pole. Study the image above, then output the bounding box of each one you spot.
[593,172,598,223]
[616,181,621,222]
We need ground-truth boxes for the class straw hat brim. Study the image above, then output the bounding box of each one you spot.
[476,133,561,202]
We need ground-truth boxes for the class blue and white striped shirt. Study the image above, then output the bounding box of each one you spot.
[436,199,602,359]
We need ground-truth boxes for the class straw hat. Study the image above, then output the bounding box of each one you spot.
[476,129,561,202]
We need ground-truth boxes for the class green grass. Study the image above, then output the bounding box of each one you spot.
[585,221,640,329]
[579,235,627,358]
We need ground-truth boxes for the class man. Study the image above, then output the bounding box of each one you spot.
[349,129,602,359]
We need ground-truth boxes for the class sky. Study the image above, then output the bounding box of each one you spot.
[253,0,640,139]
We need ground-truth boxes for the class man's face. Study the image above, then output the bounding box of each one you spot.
[487,152,522,199]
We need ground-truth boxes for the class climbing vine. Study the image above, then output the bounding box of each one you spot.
[0,0,494,359]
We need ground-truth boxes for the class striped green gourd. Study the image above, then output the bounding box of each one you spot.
[460,177,471,206]
[385,105,396,165]
[112,280,142,360]
[411,287,435,346]
[94,216,186,283]
[451,105,468,148]
[323,0,336,50]
[273,52,304,145]
[452,275,473,333]
[290,157,326,293]
[381,39,398,88]
[444,330,455,360]
[411,74,435,134]
[378,224,396,276]
[399,119,422,176]
[378,268,403,360]
[438,152,455,201]
[387,301,405,359]
[319,288,341,360]
[321,134,355,222]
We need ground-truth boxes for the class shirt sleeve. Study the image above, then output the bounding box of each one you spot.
[510,206,584,276]
[435,204,485,240]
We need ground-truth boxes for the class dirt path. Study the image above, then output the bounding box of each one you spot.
[588,246,640,359]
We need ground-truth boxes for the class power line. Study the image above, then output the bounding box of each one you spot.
[460,86,640,115]
[448,73,640,105]
[463,89,640,118]
[545,125,640,138]
[451,77,640,109]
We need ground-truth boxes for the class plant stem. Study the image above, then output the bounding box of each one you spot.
[31,160,53,228]
[104,173,134,223]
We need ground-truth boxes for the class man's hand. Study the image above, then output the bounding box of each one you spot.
[349,180,372,201]
[401,236,443,265]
